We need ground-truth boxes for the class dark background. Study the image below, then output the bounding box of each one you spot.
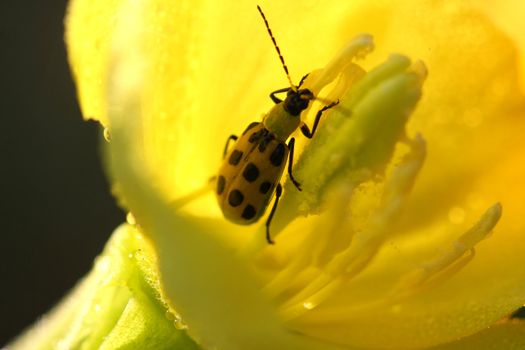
[0,1,125,344]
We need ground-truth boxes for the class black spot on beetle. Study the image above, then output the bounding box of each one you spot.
[228,189,244,207]
[249,129,269,143]
[248,132,258,143]
[270,143,285,166]
[243,163,259,182]
[228,150,243,166]
[258,134,275,152]
[259,181,272,194]
[216,175,225,195]
[242,204,257,220]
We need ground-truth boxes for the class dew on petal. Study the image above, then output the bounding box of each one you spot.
[165,309,188,330]
[173,314,188,330]
[94,255,110,272]
[126,212,136,225]
[303,301,315,310]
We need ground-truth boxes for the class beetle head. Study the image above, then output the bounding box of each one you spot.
[284,88,314,116]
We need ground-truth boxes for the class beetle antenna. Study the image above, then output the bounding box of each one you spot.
[257,5,296,91]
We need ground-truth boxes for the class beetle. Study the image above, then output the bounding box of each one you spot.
[215,6,338,244]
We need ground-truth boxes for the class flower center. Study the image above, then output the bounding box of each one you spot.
[241,37,504,330]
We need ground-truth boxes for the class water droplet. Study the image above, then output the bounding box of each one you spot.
[303,301,315,310]
[103,128,111,142]
[174,314,188,330]
[95,256,110,272]
[126,212,136,225]
[95,304,101,312]
[128,252,134,259]
[449,206,466,224]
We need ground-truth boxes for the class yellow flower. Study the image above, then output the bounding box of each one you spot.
[12,1,525,349]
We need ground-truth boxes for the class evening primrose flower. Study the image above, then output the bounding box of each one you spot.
[8,1,525,350]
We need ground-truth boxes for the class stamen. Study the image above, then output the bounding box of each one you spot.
[274,55,426,234]
[296,203,502,324]
[390,202,502,297]
[263,182,356,300]
[278,136,426,320]
[306,35,374,95]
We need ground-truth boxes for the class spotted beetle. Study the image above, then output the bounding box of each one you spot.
[215,6,338,244]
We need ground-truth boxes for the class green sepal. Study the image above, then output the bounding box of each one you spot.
[8,224,202,350]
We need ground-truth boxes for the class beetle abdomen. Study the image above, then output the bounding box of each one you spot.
[216,123,288,225]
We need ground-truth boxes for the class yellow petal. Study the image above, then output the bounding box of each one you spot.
[102,5,354,347]
[474,0,525,93]
[65,0,122,125]
[67,0,525,349]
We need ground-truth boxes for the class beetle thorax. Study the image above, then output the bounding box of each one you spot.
[263,103,299,140]
[263,88,313,140]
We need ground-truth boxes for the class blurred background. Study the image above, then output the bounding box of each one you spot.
[0,1,125,344]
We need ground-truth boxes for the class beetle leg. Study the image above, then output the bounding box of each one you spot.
[300,100,339,139]
[269,87,291,104]
[266,183,282,244]
[223,135,238,158]
[287,137,302,191]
